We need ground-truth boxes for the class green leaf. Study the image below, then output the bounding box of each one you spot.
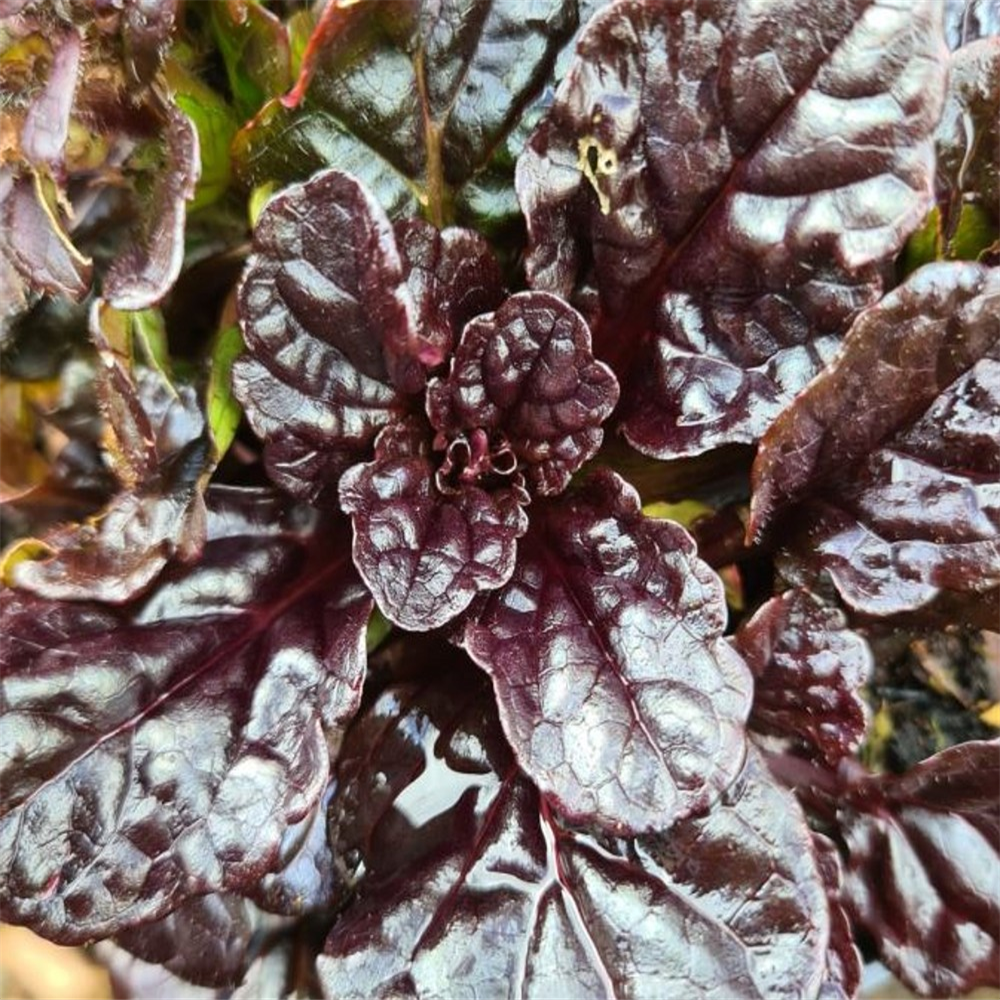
[207,324,244,461]
[900,206,943,275]
[365,608,392,653]
[209,0,292,119]
[232,0,577,223]
[164,57,238,211]
[947,201,1000,261]
[132,308,174,386]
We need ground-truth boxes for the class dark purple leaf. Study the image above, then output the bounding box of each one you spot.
[103,99,200,310]
[97,943,219,1000]
[21,29,82,167]
[427,291,619,496]
[322,669,830,999]
[463,470,752,834]
[247,781,339,917]
[339,420,528,631]
[233,169,409,506]
[936,39,1000,227]
[0,169,92,323]
[0,489,371,942]
[233,0,576,221]
[945,0,1000,48]
[812,834,863,1000]
[733,589,871,766]
[6,489,207,604]
[391,218,505,390]
[750,262,1000,618]
[99,932,305,1000]
[517,0,949,457]
[840,740,1000,996]
[113,893,273,990]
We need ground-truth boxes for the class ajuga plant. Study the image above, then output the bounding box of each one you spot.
[1,1,998,997]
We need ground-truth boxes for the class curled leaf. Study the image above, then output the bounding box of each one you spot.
[427,291,619,496]
[339,421,528,632]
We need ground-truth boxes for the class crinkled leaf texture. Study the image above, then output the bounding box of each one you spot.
[0,489,371,942]
[233,0,577,219]
[427,290,620,497]
[233,169,410,505]
[517,0,948,457]
[733,589,871,766]
[812,834,863,1000]
[462,470,752,835]
[339,420,529,633]
[840,740,1000,996]
[340,289,616,631]
[751,262,1000,619]
[113,893,270,990]
[322,664,831,999]
[392,218,505,391]
[100,926,302,1000]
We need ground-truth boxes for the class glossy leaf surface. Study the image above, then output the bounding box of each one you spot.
[751,262,1000,617]
[392,218,505,390]
[427,291,619,496]
[233,0,576,222]
[8,304,211,603]
[945,0,1000,48]
[233,169,408,506]
[463,471,752,834]
[812,834,863,1000]
[322,666,830,999]
[840,740,1000,996]
[518,0,948,457]
[113,893,266,990]
[339,421,528,632]
[734,589,871,765]
[0,490,371,942]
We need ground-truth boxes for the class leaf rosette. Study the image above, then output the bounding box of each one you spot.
[235,168,619,631]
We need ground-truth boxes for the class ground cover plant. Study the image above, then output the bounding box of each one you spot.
[0,0,998,996]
